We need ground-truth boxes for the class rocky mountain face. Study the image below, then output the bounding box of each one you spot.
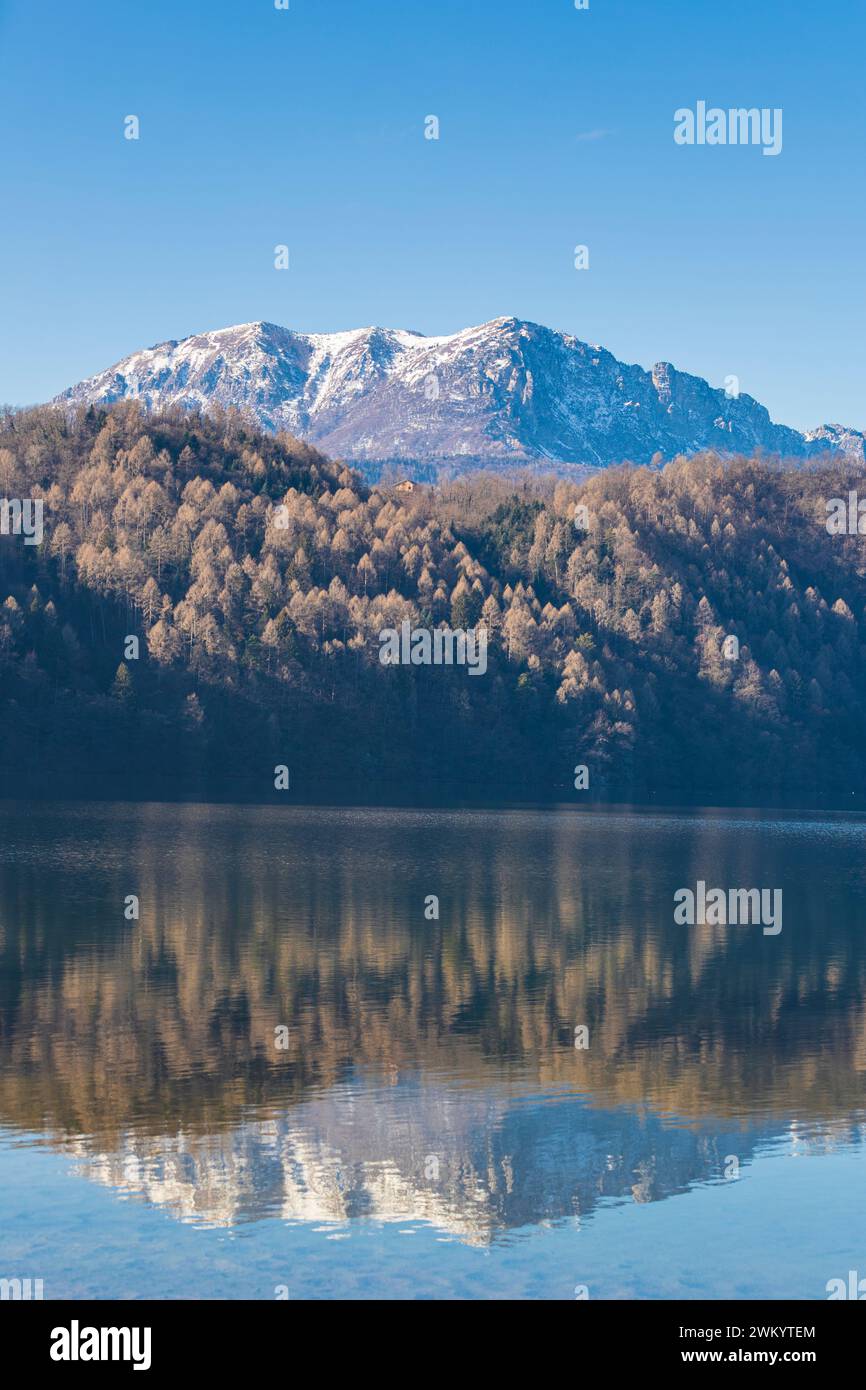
[57,316,865,478]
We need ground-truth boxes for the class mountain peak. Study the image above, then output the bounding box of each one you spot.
[56,318,865,478]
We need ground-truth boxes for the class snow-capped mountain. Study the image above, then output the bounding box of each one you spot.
[56,317,866,478]
[803,423,866,459]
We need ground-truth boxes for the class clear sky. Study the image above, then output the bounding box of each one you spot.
[1,0,863,431]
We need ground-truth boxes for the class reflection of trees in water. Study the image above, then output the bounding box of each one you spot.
[1,802,866,1149]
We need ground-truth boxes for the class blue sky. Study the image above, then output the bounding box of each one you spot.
[0,0,863,430]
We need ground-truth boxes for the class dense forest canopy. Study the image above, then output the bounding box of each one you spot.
[0,401,864,805]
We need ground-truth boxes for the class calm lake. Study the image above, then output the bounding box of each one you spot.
[0,800,864,1300]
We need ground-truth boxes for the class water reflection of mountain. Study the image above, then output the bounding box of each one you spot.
[68,1083,860,1240]
[1,801,866,1235]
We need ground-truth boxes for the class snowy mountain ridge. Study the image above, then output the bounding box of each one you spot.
[57,316,866,478]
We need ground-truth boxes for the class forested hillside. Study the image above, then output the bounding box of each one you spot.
[1,401,864,805]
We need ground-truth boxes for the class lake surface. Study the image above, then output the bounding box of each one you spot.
[0,800,864,1300]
